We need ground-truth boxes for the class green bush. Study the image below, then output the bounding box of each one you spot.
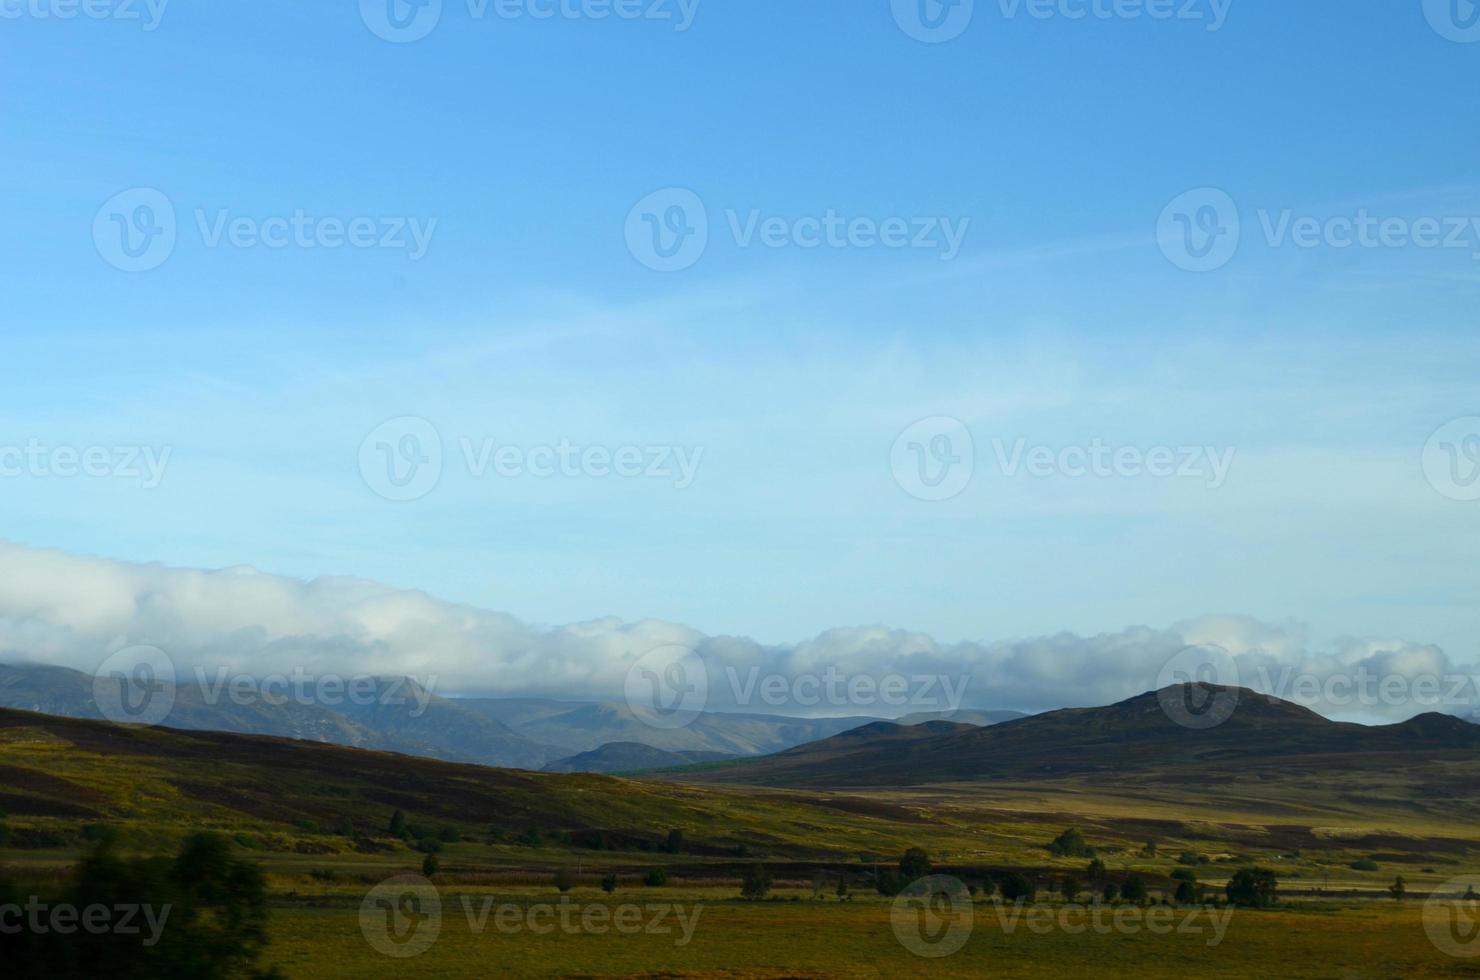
[740,864,772,900]
[643,869,668,887]
[1226,868,1279,908]
[1350,859,1379,871]
[1047,828,1095,858]
[997,872,1036,904]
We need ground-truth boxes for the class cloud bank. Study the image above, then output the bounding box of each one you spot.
[0,541,1475,723]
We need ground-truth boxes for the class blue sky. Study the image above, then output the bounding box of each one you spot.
[2,1,1479,663]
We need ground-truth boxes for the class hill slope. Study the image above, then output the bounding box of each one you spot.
[678,685,1480,788]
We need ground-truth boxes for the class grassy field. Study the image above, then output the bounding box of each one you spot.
[256,886,1479,978]
[5,708,1480,976]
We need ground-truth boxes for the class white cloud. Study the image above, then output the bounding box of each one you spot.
[0,542,1474,723]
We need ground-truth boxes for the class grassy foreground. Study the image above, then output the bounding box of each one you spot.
[258,885,1475,978]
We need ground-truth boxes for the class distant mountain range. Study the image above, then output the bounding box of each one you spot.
[0,663,1023,773]
[678,684,1480,788]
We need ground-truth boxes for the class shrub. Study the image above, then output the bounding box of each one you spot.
[421,853,439,878]
[899,847,932,882]
[1389,876,1406,901]
[1170,869,1198,882]
[437,827,461,844]
[1102,882,1121,903]
[643,869,668,887]
[740,864,773,900]
[1350,859,1379,871]
[1226,868,1279,909]
[1086,857,1107,880]
[1174,880,1198,904]
[1177,851,1209,866]
[997,872,1036,904]
[1047,828,1094,858]
[553,867,574,893]
[414,838,443,854]
[835,873,849,898]
[665,829,684,854]
[388,809,408,839]
[1121,875,1148,904]
[601,874,617,894]
[1060,877,1080,902]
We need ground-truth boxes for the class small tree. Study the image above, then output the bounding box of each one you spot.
[1389,876,1406,902]
[1048,828,1094,858]
[601,873,617,894]
[1087,857,1107,881]
[665,828,685,854]
[1465,884,1480,901]
[1102,881,1121,903]
[1121,874,1148,904]
[836,872,849,899]
[388,809,408,839]
[1060,877,1080,903]
[1174,880,1197,905]
[998,872,1036,904]
[643,869,668,887]
[899,847,932,883]
[421,852,440,878]
[740,863,773,900]
[1226,868,1279,909]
